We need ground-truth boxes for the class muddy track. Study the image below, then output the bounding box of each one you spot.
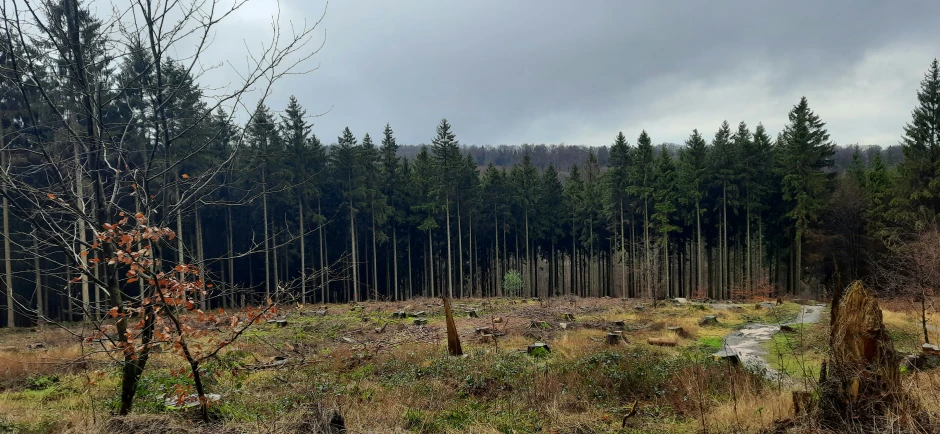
[714,305,823,379]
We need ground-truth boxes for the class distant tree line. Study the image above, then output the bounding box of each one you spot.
[397,142,903,175]
[0,0,938,328]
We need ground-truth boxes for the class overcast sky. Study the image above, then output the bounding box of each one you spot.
[215,0,940,147]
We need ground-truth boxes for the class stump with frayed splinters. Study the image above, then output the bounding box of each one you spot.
[819,281,917,429]
[443,297,463,356]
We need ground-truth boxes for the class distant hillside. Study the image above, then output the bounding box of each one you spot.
[396,143,903,173]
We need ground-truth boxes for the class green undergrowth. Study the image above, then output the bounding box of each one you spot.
[762,322,827,379]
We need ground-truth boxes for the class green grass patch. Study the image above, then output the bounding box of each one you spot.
[698,336,723,351]
[762,330,825,379]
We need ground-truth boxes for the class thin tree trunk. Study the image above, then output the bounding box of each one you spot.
[494,210,500,296]
[319,198,326,304]
[33,234,42,320]
[428,229,435,298]
[457,200,464,298]
[371,206,378,300]
[273,222,280,293]
[350,197,358,302]
[644,199,651,300]
[407,233,413,300]
[227,207,235,308]
[696,202,703,298]
[525,210,531,298]
[393,229,399,301]
[445,201,453,298]
[299,197,306,304]
[262,172,271,299]
[746,202,751,296]
[195,205,206,310]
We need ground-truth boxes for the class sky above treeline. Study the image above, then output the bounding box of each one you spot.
[211,0,940,147]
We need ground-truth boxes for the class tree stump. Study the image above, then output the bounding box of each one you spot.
[647,337,676,347]
[819,281,909,428]
[413,318,428,326]
[667,326,687,338]
[605,333,621,345]
[792,391,813,416]
[698,316,719,326]
[530,320,550,329]
[466,310,479,318]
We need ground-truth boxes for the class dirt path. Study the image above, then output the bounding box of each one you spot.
[714,305,823,378]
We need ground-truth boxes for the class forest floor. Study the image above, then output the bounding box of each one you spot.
[0,296,938,433]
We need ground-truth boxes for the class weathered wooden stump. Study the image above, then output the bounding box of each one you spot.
[267,319,288,327]
[792,391,813,416]
[647,337,677,347]
[613,320,626,328]
[819,281,905,427]
[667,326,687,337]
[466,310,480,318]
[413,318,428,326]
[699,315,719,326]
[605,333,621,345]
[530,320,550,329]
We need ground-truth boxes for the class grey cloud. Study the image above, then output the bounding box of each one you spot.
[208,0,940,146]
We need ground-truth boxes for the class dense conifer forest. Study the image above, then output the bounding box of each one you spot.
[0,0,938,330]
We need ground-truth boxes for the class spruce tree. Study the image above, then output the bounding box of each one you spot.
[679,129,709,296]
[630,131,655,299]
[652,145,679,298]
[431,119,461,298]
[777,97,835,294]
[607,132,632,297]
[511,152,540,297]
[331,127,363,301]
[894,59,940,229]
[380,124,403,300]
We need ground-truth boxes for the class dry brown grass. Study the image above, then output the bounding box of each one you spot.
[1,297,937,433]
